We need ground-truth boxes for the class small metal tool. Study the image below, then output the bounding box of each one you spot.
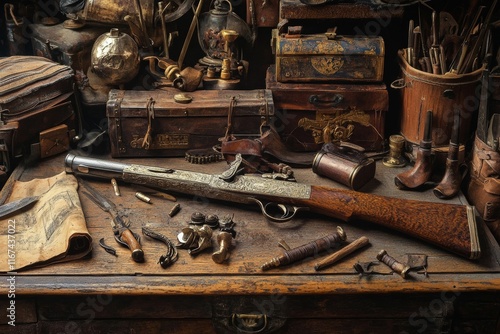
[376,250,410,278]
[383,135,407,168]
[142,226,178,268]
[407,19,415,67]
[417,4,432,73]
[99,238,117,256]
[353,261,379,276]
[80,180,144,262]
[406,253,428,277]
[429,11,442,74]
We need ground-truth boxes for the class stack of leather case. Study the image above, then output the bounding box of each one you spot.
[265,0,389,153]
[0,56,80,175]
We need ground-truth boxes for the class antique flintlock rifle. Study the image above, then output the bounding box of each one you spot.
[64,153,481,260]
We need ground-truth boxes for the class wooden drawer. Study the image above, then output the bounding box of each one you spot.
[3,293,499,334]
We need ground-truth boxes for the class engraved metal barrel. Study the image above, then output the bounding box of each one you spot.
[65,153,312,206]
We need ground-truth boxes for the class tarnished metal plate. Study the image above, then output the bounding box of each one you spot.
[274,31,385,83]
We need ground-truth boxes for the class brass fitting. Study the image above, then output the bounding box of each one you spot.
[220,58,231,80]
[212,231,233,263]
[111,178,121,196]
[135,192,152,204]
[383,135,406,168]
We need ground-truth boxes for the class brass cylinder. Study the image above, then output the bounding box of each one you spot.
[220,58,231,80]
[111,178,121,196]
[383,135,406,168]
[135,192,152,204]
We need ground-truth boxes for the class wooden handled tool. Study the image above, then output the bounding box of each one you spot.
[80,180,144,262]
[314,236,370,270]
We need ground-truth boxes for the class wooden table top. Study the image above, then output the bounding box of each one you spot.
[1,151,499,296]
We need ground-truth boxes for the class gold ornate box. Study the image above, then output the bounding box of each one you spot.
[272,27,385,83]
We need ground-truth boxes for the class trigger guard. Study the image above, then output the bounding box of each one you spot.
[251,198,308,223]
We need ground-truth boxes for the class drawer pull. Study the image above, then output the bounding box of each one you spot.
[231,313,268,333]
[309,94,343,107]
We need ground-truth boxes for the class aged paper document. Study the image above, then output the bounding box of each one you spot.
[0,172,91,272]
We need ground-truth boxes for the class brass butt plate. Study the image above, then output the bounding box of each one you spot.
[467,205,481,260]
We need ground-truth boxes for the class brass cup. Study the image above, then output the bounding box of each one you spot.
[383,134,407,167]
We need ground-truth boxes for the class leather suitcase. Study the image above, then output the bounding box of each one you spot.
[29,23,108,73]
[0,56,80,175]
[272,27,384,83]
[107,88,274,158]
[266,65,387,152]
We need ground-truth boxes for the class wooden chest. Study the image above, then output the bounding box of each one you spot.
[272,27,385,83]
[0,155,499,334]
[266,65,388,152]
[106,88,274,158]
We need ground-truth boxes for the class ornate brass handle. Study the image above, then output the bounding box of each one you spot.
[231,314,268,333]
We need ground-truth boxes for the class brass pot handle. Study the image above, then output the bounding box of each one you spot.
[231,313,268,333]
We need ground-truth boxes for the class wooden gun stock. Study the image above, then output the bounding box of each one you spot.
[286,185,479,260]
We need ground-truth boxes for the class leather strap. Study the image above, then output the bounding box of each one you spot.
[484,177,500,196]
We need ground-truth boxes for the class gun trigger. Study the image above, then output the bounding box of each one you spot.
[251,198,308,223]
